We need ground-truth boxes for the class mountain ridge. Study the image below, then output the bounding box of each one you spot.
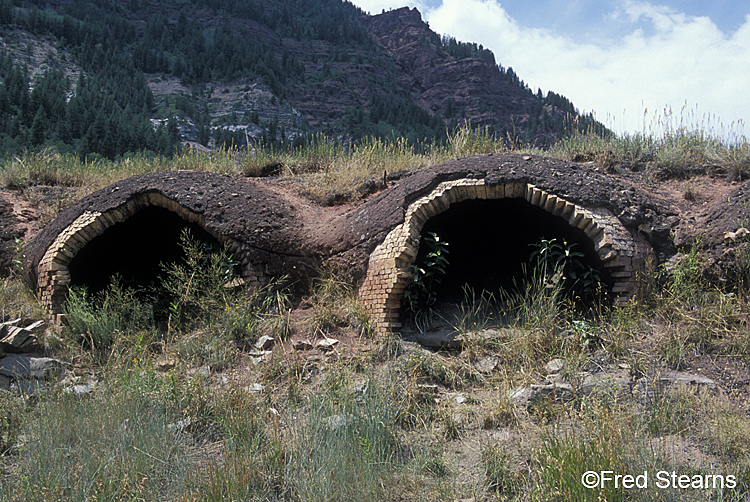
[0,0,602,158]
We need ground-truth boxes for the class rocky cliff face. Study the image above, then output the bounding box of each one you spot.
[364,8,531,129]
[144,4,582,144]
[3,1,589,147]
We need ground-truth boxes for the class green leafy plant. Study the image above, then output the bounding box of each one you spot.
[403,232,449,327]
[159,228,239,328]
[529,237,606,306]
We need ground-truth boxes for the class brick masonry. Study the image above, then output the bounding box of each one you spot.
[36,192,267,314]
[358,178,655,335]
[33,170,658,333]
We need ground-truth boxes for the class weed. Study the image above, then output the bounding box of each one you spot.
[159,228,239,328]
[404,232,450,328]
[307,267,369,336]
[669,242,705,306]
[707,141,750,181]
[448,123,505,158]
[396,378,439,429]
[401,350,469,389]
[482,391,519,429]
[174,328,238,372]
[454,285,500,334]
[0,274,43,322]
[683,179,697,201]
[421,445,452,478]
[221,277,292,343]
[6,375,194,501]
[646,389,697,436]
[0,392,26,456]
[482,443,524,494]
[441,410,462,440]
[285,377,403,501]
[63,276,155,362]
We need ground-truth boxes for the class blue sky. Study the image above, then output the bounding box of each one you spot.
[350,0,750,137]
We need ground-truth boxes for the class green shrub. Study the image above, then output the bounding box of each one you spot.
[220,277,292,343]
[63,276,154,358]
[403,232,450,328]
[159,228,239,329]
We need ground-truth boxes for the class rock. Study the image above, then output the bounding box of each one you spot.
[0,319,44,352]
[11,380,53,394]
[255,335,276,351]
[724,227,749,242]
[475,355,499,374]
[634,371,720,405]
[508,386,531,405]
[167,418,192,432]
[545,358,565,375]
[292,339,313,351]
[464,328,501,341]
[186,366,211,377]
[0,374,10,391]
[491,430,512,442]
[223,277,246,289]
[579,370,631,400]
[349,381,367,394]
[316,338,339,351]
[1,326,37,350]
[417,383,439,395]
[0,318,21,333]
[527,382,575,406]
[63,382,97,396]
[0,354,64,381]
[415,328,463,349]
[659,371,718,393]
[24,320,45,333]
[451,412,467,425]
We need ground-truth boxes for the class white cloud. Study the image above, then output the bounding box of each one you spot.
[424,0,750,136]
[351,0,750,136]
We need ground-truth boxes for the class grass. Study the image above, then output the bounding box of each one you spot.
[5,107,746,209]
[2,111,750,500]
[2,243,750,500]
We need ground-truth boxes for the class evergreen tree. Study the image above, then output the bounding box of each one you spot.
[30,106,46,146]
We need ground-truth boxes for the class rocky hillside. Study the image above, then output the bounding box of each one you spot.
[0,0,601,157]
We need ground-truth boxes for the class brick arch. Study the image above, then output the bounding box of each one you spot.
[36,192,245,314]
[359,179,654,334]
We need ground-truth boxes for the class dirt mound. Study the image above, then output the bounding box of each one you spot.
[19,153,750,296]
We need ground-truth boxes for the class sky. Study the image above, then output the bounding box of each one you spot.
[349,0,750,138]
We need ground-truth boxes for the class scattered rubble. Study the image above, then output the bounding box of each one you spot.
[507,357,722,411]
[316,338,339,351]
[254,335,276,351]
[291,339,314,351]
[0,318,44,353]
